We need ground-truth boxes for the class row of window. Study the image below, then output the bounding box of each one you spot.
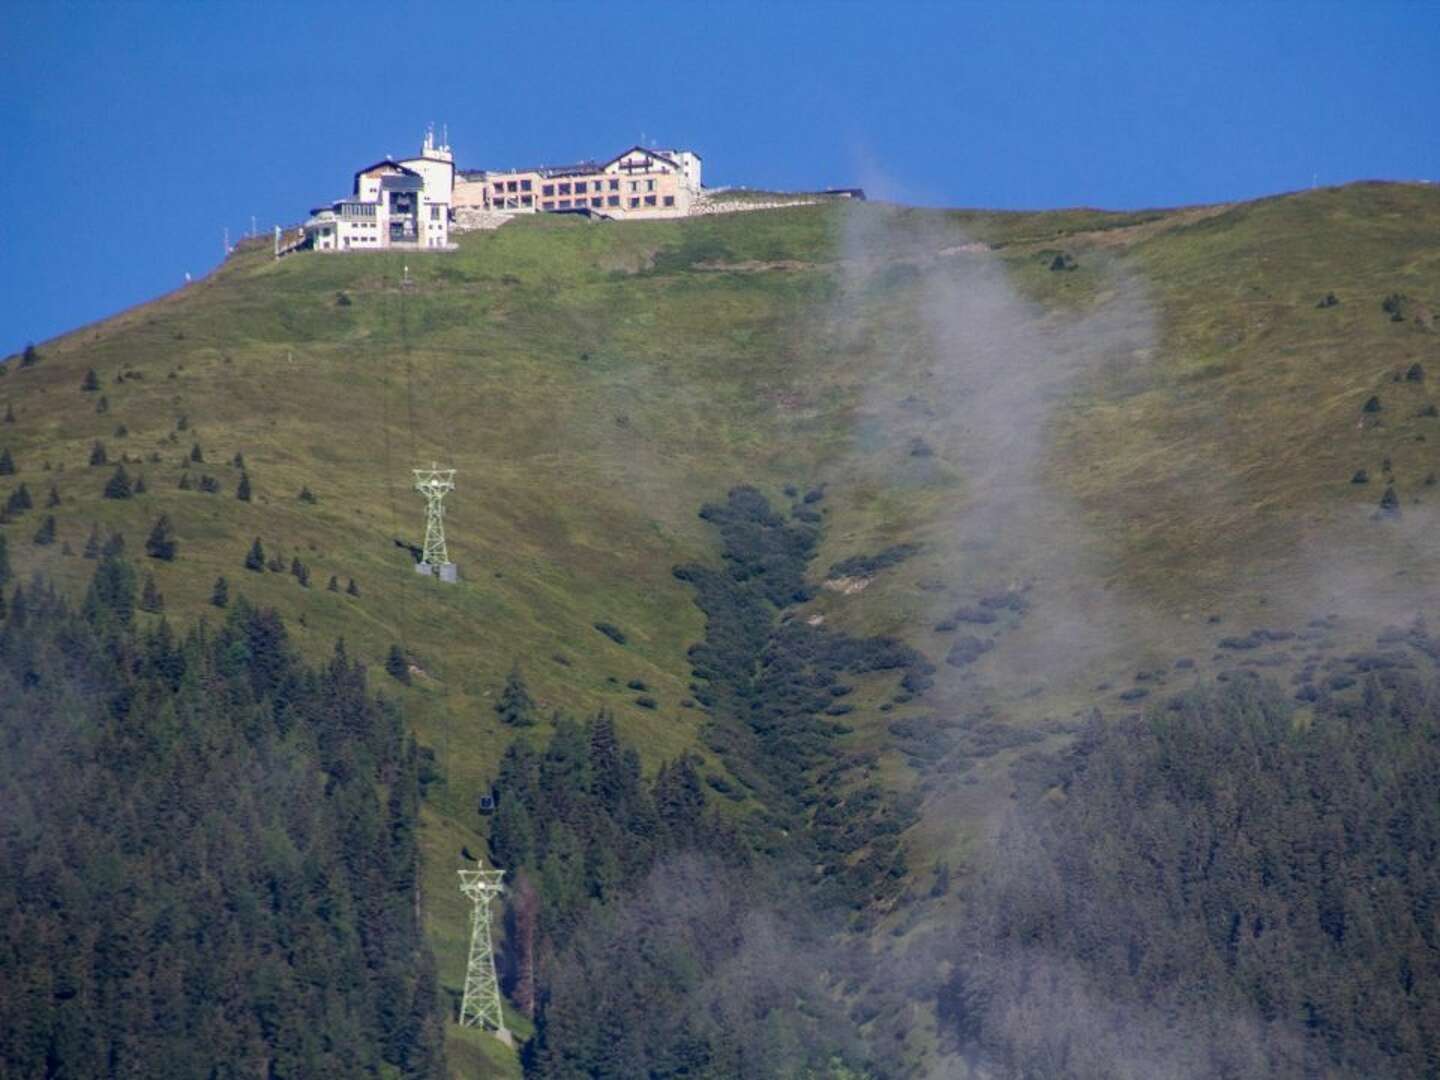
[537,194,676,211]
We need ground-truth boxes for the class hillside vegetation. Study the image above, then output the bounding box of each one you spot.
[3,182,1439,1075]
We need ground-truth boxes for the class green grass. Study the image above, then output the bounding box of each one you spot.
[5,183,1439,1074]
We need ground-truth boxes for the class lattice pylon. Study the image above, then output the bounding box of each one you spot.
[413,464,456,569]
[458,867,509,1041]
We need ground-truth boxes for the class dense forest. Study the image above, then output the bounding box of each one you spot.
[0,544,444,1077]
[489,487,937,1077]
[943,676,1440,1079]
[7,490,1440,1079]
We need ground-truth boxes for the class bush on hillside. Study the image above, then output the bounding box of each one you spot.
[594,621,628,645]
[145,515,177,561]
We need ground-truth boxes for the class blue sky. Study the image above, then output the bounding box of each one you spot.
[3,1,1437,354]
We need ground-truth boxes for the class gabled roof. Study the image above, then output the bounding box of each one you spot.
[602,145,681,171]
[352,159,422,194]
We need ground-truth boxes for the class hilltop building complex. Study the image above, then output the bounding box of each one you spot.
[300,131,858,252]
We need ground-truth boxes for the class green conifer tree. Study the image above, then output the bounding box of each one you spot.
[386,644,411,685]
[139,573,164,613]
[210,575,229,608]
[244,538,265,572]
[145,514,177,560]
[103,465,132,499]
[496,663,537,726]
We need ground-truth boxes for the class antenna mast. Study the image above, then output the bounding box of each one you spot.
[412,464,458,582]
[458,867,511,1044]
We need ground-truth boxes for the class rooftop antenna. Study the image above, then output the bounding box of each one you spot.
[458,866,510,1044]
[412,464,457,582]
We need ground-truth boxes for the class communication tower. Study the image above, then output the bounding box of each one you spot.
[458,866,510,1043]
[413,464,458,582]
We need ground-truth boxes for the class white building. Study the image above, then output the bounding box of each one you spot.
[304,132,455,252]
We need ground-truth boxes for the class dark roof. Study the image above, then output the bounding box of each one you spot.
[351,159,421,194]
[602,145,681,170]
[379,174,423,192]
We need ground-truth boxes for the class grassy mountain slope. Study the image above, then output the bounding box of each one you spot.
[4,181,1438,1074]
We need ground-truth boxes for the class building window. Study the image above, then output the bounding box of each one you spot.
[521,195,533,206]
[430,205,441,220]
[607,195,620,207]
[542,200,555,210]
[520,179,532,191]
[646,179,655,191]
[644,195,657,206]
[663,195,675,207]
[542,184,554,196]
[629,197,640,207]
[629,180,639,192]
[558,182,571,195]
[609,178,619,191]
[558,199,571,209]
[591,197,602,208]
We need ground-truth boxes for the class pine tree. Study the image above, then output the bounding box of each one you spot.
[32,515,55,546]
[20,343,38,367]
[0,448,14,475]
[298,486,317,504]
[1379,485,1402,519]
[83,523,101,559]
[46,484,60,508]
[89,441,108,466]
[232,452,245,469]
[178,471,192,490]
[244,538,265,572]
[496,663,537,726]
[327,575,339,592]
[145,515,177,561]
[190,443,203,463]
[96,395,109,415]
[210,575,229,608]
[346,578,360,597]
[133,473,146,494]
[236,472,252,502]
[7,484,32,513]
[81,368,100,391]
[386,644,411,685]
[103,465,132,499]
[101,531,125,557]
[291,557,309,588]
[139,573,164,613]
[0,534,10,589]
